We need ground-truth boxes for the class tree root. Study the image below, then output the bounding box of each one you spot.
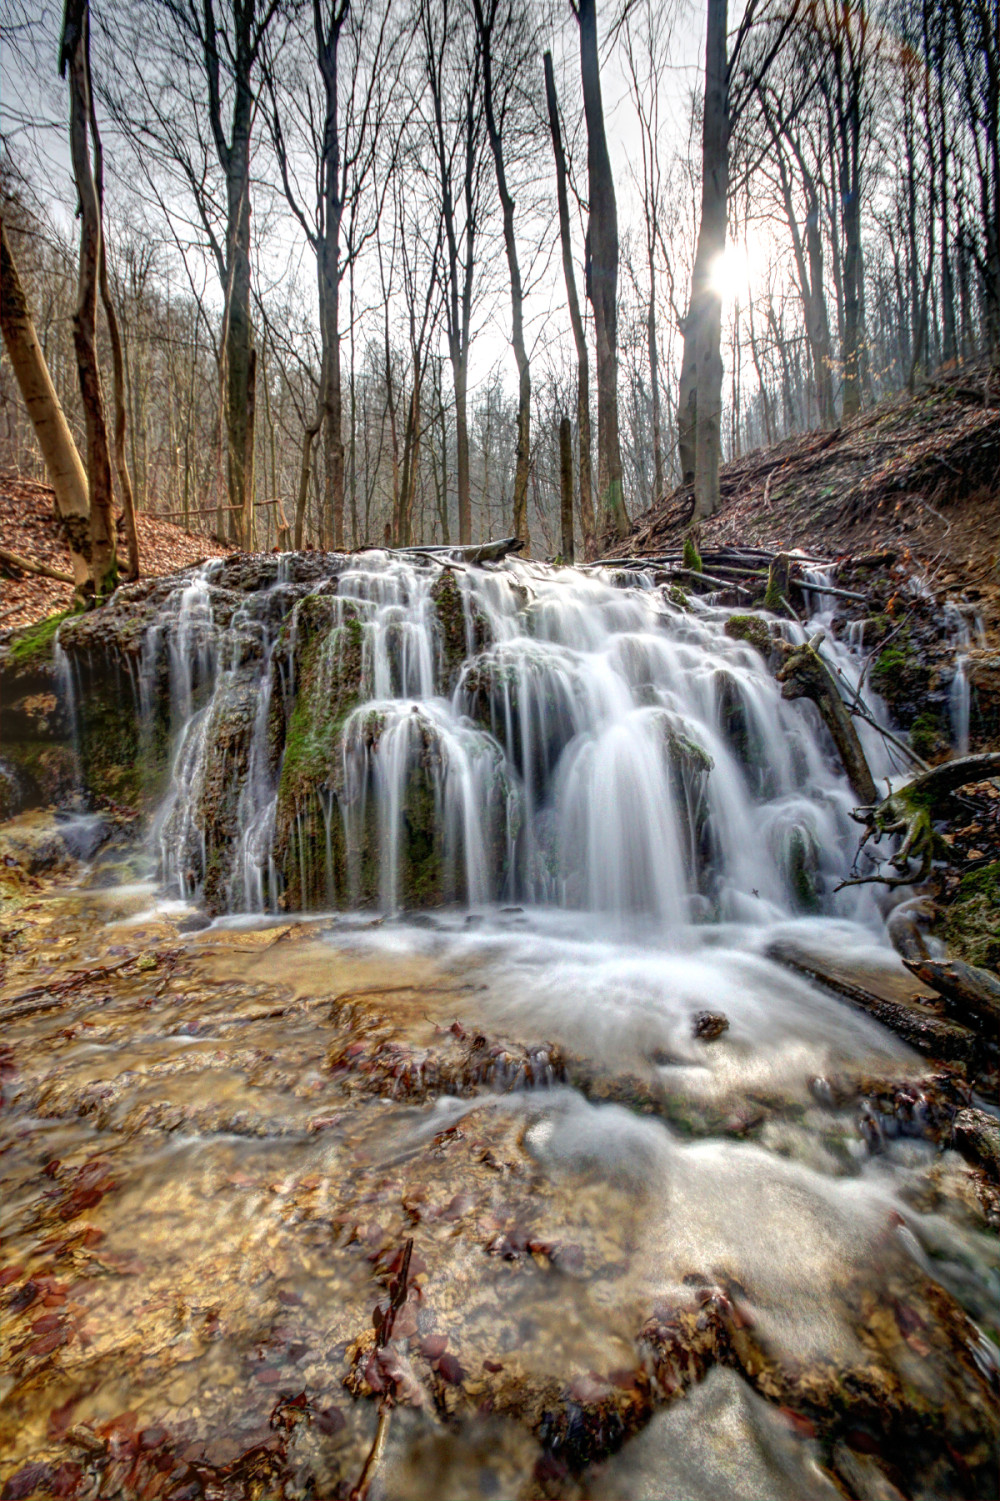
[838,752,1000,893]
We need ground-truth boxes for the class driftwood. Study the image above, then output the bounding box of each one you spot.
[0,545,76,585]
[775,633,878,804]
[902,956,1000,1031]
[393,537,525,565]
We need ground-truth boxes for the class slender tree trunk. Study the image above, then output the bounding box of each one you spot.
[648,266,664,503]
[683,0,727,519]
[62,0,117,598]
[544,51,596,559]
[558,415,574,563]
[475,0,530,548]
[577,0,627,541]
[0,220,91,589]
[225,132,254,546]
[88,99,139,579]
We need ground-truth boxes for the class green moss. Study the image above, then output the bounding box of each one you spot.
[667,584,690,610]
[869,628,916,695]
[6,609,75,667]
[943,860,1000,971]
[724,614,772,656]
[682,534,703,573]
[908,709,947,759]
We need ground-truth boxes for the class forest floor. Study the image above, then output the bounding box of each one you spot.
[610,364,1000,636]
[0,474,233,632]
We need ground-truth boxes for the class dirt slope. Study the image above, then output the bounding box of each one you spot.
[611,367,1000,634]
[0,473,233,632]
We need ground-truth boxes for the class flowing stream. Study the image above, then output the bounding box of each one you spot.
[2,554,997,1499]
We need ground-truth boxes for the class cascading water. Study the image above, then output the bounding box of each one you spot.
[126,551,897,927]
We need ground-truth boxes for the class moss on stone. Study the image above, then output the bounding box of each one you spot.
[724,614,772,656]
[682,534,703,573]
[667,584,690,610]
[5,609,75,667]
[908,708,948,760]
[943,860,1000,972]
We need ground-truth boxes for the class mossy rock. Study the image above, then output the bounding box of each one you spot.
[431,569,490,692]
[273,601,366,908]
[908,708,950,760]
[3,609,75,669]
[943,861,1000,972]
[724,614,773,657]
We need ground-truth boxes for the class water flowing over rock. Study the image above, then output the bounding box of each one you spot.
[51,550,896,923]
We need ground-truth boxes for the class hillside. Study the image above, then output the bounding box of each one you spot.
[0,473,234,632]
[610,367,1000,632]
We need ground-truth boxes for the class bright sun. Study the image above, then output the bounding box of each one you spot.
[710,239,756,305]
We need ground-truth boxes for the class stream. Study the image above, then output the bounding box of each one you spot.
[1,554,998,1499]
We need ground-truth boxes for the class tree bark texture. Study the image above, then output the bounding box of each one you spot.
[0,220,92,590]
[544,51,596,559]
[578,0,628,542]
[558,414,574,563]
[62,0,117,598]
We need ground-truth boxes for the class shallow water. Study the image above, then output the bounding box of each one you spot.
[3,556,998,1496]
[1,878,997,1499]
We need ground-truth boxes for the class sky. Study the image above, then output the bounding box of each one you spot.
[1,0,711,400]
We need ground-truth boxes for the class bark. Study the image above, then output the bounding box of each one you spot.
[685,0,727,520]
[474,0,530,549]
[0,547,76,585]
[775,633,877,805]
[558,415,574,563]
[0,220,91,589]
[427,6,480,546]
[61,0,117,599]
[89,92,140,580]
[544,51,596,559]
[315,0,349,549]
[578,0,628,542]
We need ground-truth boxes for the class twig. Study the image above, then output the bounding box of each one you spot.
[349,1238,414,1501]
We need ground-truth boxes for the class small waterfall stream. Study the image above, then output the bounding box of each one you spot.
[130,552,897,926]
[4,552,997,1498]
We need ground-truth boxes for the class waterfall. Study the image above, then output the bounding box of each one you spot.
[117,552,899,925]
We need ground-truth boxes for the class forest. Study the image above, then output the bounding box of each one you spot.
[2,2,1000,1499]
[2,0,998,575]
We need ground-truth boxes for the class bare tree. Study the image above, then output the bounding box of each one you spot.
[574,0,628,541]
[421,0,487,546]
[543,50,595,558]
[61,0,117,597]
[472,0,532,548]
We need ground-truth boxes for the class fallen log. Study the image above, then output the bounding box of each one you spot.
[669,567,754,597]
[394,537,525,565]
[0,545,75,585]
[775,632,878,805]
[794,578,869,603]
[901,956,1000,1031]
[767,940,977,1064]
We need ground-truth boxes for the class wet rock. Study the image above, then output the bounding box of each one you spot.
[724,614,774,657]
[692,1010,729,1041]
[950,1108,1000,1183]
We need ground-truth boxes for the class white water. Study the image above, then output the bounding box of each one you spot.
[126,552,904,927]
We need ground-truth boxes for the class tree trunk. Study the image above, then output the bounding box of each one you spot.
[475,0,530,549]
[558,415,574,563]
[225,140,254,547]
[578,0,628,542]
[683,0,727,521]
[544,51,596,559]
[0,220,91,590]
[62,0,117,599]
[89,96,139,579]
